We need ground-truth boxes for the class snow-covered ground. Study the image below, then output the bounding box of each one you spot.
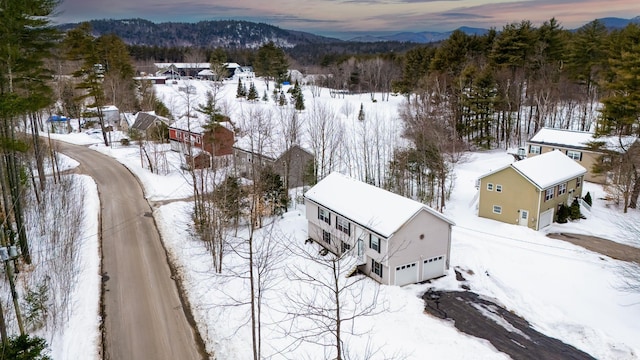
[48,77,640,359]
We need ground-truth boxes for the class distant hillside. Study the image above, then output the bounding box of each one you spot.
[349,26,489,43]
[56,18,342,48]
[595,16,640,29]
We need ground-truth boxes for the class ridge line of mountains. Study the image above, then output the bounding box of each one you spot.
[57,16,640,48]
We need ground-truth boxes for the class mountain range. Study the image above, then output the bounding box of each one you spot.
[57,16,640,48]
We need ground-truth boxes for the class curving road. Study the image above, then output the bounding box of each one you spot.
[56,141,207,360]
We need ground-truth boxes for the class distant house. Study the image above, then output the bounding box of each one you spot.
[84,105,120,128]
[304,172,455,286]
[169,116,234,168]
[154,62,211,78]
[131,112,171,140]
[525,128,637,184]
[233,137,313,188]
[155,62,253,80]
[477,150,587,230]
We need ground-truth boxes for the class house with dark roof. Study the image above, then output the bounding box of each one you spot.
[233,136,313,188]
[131,112,170,139]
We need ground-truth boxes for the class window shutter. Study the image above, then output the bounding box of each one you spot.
[348,223,351,236]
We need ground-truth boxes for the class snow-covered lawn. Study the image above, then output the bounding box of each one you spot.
[48,78,640,359]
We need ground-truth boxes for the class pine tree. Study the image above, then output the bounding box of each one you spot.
[262,90,269,102]
[236,78,246,98]
[294,92,305,111]
[247,82,258,101]
[0,0,60,265]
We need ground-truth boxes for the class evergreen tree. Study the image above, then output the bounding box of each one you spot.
[292,81,305,110]
[236,78,246,98]
[583,191,593,206]
[0,0,60,265]
[262,90,269,102]
[0,334,51,360]
[259,167,288,215]
[599,24,640,135]
[569,199,582,220]
[278,91,287,106]
[254,42,289,84]
[247,82,258,101]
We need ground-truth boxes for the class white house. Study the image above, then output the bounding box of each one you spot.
[304,173,455,286]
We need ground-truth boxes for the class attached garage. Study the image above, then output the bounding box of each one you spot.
[538,208,554,230]
[395,262,418,286]
[423,256,445,280]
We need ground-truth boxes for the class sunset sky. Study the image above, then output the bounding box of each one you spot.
[54,0,640,38]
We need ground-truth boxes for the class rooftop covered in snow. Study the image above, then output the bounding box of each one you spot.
[304,172,454,238]
[529,128,637,153]
[512,150,587,189]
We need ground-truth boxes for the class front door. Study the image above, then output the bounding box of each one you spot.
[519,210,529,226]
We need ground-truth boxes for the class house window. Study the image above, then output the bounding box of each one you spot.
[318,208,330,224]
[576,177,581,188]
[322,230,331,244]
[492,205,502,214]
[370,234,380,253]
[487,183,494,191]
[336,217,350,235]
[545,188,554,201]
[558,183,567,195]
[496,184,502,192]
[567,150,582,161]
[341,241,351,253]
[371,259,383,277]
[529,145,541,154]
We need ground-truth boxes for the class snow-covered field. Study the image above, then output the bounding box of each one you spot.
[48,77,640,359]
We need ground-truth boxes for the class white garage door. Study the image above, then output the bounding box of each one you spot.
[423,256,445,281]
[539,208,554,229]
[395,262,418,286]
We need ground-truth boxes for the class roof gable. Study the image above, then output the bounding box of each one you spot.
[304,173,454,238]
[511,150,586,189]
[132,112,170,131]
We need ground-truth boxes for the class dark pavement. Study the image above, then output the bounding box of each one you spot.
[423,286,596,360]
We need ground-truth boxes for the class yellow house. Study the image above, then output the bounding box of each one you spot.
[478,150,586,230]
[526,128,637,184]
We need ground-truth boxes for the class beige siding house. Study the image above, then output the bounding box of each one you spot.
[304,172,455,286]
[478,150,587,230]
[526,128,636,184]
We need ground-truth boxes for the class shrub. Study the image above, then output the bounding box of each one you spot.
[556,204,569,223]
[569,199,582,220]
[120,138,130,146]
[583,191,592,206]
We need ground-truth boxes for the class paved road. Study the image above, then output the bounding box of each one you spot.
[56,142,207,360]
[423,287,595,360]
[547,233,640,264]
